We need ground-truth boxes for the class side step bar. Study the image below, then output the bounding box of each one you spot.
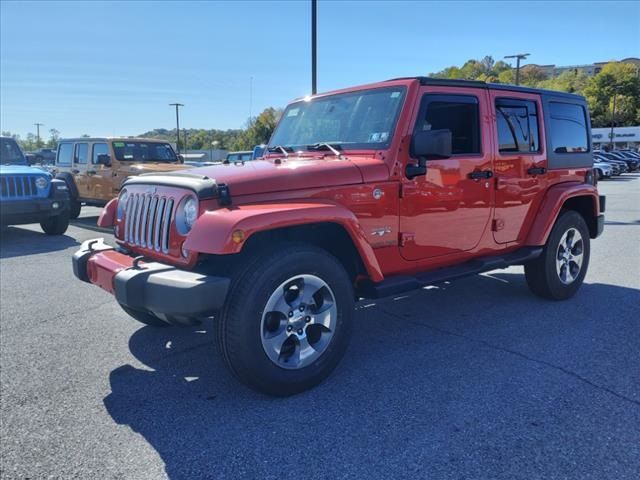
[358,247,543,299]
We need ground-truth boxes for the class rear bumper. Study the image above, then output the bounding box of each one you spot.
[594,195,606,238]
[72,238,230,317]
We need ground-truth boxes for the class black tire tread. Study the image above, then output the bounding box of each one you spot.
[217,242,354,396]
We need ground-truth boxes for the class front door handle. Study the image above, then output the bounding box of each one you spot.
[468,170,493,180]
[87,169,96,175]
[71,168,80,174]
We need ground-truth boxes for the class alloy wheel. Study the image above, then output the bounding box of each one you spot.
[260,274,337,370]
[555,228,584,285]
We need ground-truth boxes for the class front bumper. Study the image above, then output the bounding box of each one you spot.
[72,238,230,317]
[0,194,69,226]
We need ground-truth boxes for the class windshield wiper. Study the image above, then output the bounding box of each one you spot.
[306,143,343,158]
[267,145,292,158]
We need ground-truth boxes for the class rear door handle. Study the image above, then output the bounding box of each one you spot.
[87,169,96,175]
[71,169,80,174]
[527,167,547,175]
[468,170,493,180]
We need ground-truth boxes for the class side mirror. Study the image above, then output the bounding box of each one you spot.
[25,154,36,166]
[406,129,452,178]
[97,154,112,166]
[177,154,184,164]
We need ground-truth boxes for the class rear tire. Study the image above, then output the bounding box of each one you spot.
[119,304,169,327]
[218,244,354,396]
[525,210,590,300]
[40,211,69,235]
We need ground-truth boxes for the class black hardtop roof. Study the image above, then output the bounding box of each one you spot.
[387,77,586,101]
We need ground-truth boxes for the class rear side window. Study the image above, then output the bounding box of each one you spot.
[75,143,89,164]
[57,143,73,166]
[92,143,109,164]
[496,98,540,153]
[415,94,481,155]
[548,102,588,153]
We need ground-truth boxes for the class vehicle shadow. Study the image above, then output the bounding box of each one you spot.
[103,273,640,479]
[70,215,111,233]
[0,226,79,259]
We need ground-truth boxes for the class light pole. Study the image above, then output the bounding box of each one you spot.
[311,0,317,94]
[505,53,530,85]
[169,103,184,154]
[34,123,44,147]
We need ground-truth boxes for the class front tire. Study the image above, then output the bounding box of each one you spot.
[40,211,69,235]
[218,244,354,396]
[525,210,590,300]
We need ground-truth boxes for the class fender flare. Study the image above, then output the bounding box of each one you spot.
[98,198,117,228]
[526,182,600,246]
[55,172,79,199]
[183,201,384,282]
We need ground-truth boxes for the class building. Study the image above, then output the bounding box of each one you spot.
[592,126,640,150]
[523,57,640,78]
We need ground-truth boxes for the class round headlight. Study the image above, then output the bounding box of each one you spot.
[117,189,128,220]
[35,176,48,190]
[176,196,198,235]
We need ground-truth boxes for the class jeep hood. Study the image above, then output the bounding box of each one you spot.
[119,162,189,176]
[0,165,50,176]
[186,158,365,196]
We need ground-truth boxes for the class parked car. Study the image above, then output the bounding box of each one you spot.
[0,136,70,234]
[601,150,639,170]
[224,150,253,163]
[54,137,188,218]
[594,152,628,173]
[29,147,57,164]
[618,149,640,160]
[252,145,266,160]
[610,151,639,170]
[593,160,613,180]
[73,77,604,396]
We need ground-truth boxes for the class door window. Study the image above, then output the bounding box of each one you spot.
[414,94,481,155]
[495,98,540,153]
[75,143,89,164]
[57,143,73,166]
[92,143,109,164]
[548,102,588,153]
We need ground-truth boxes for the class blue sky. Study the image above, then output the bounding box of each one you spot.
[1,0,639,139]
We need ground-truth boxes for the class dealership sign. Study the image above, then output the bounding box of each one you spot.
[592,126,640,142]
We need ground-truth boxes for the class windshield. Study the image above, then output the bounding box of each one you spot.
[112,141,178,162]
[0,138,27,165]
[269,87,406,151]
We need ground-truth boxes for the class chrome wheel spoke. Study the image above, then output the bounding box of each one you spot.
[263,328,290,356]
[310,304,334,330]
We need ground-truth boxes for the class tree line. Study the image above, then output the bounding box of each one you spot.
[2,107,282,154]
[430,56,640,127]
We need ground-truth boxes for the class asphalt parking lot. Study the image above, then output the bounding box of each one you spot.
[1,174,639,480]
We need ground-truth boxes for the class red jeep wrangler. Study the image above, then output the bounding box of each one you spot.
[73,77,605,396]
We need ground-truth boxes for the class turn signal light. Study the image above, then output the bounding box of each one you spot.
[231,230,245,244]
